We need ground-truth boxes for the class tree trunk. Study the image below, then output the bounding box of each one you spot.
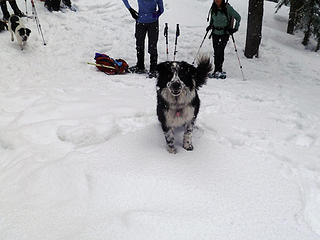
[302,18,312,45]
[302,0,314,46]
[316,38,320,52]
[287,0,304,34]
[245,0,264,58]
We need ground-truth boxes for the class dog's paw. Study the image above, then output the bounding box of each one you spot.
[183,143,194,151]
[167,146,177,154]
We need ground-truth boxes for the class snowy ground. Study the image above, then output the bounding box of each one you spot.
[1,0,320,239]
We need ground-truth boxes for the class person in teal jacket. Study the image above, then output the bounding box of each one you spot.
[206,0,241,78]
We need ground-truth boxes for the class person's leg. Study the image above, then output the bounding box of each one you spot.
[135,22,148,70]
[147,20,159,73]
[8,0,23,17]
[219,34,230,72]
[0,1,10,20]
[212,34,223,73]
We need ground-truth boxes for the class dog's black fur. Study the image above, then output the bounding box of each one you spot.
[0,20,8,32]
[9,15,20,32]
[156,57,212,153]
[8,15,31,50]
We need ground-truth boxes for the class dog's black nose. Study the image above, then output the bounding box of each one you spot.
[171,82,182,91]
[23,36,28,41]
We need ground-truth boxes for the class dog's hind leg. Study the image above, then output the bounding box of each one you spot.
[183,120,195,151]
[164,128,177,154]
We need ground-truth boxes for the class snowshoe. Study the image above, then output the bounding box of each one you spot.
[147,70,158,79]
[61,2,77,12]
[129,65,147,74]
[208,71,227,79]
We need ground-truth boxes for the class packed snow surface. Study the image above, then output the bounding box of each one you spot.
[1,0,320,239]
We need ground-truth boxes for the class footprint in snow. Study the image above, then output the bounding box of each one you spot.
[57,124,117,147]
[286,134,316,148]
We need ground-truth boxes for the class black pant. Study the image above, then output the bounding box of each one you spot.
[212,34,229,72]
[135,20,159,70]
[1,0,21,19]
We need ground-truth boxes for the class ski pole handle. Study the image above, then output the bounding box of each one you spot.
[164,23,168,38]
[175,24,180,44]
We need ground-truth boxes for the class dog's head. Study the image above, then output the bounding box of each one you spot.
[18,28,31,42]
[156,57,212,96]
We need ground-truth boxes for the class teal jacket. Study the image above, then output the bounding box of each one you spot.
[209,4,241,35]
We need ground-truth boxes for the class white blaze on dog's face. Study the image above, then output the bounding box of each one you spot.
[157,61,198,98]
[166,63,186,97]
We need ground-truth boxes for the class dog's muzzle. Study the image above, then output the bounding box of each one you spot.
[22,36,28,42]
[167,79,185,97]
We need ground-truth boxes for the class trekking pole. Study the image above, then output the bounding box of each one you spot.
[164,23,169,61]
[192,30,209,65]
[30,0,46,46]
[25,0,28,18]
[173,24,180,61]
[231,34,245,81]
[87,62,116,69]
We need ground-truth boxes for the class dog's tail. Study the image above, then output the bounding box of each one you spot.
[195,56,212,89]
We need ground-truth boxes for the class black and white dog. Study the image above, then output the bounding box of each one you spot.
[156,57,212,154]
[0,20,8,32]
[8,15,31,50]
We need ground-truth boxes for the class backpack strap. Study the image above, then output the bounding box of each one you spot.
[207,1,231,24]
[207,2,214,22]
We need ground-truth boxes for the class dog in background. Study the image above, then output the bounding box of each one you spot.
[8,15,31,50]
[156,57,212,154]
[0,20,8,32]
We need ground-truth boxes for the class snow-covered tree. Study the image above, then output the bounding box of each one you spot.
[276,0,320,51]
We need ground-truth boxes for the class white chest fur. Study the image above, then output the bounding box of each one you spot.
[161,88,196,128]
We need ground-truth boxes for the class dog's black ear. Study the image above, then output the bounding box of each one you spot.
[195,56,212,89]
[26,28,31,36]
[180,61,197,76]
[156,61,171,74]
[18,28,25,36]
[156,62,173,88]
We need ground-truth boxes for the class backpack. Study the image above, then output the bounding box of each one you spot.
[45,0,61,11]
[94,53,129,75]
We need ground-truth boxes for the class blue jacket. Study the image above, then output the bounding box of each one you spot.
[122,0,164,23]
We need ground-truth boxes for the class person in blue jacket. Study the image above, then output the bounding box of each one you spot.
[122,0,164,77]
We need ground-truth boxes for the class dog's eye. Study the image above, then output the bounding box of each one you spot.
[19,29,25,36]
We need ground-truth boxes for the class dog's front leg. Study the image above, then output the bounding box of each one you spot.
[183,120,194,151]
[164,128,176,154]
[10,32,14,42]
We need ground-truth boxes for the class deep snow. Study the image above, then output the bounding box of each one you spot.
[1,0,320,239]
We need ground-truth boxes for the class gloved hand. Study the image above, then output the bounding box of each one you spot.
[206,25,213,32]
[129,8,138,20]
[228,28,238,34]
